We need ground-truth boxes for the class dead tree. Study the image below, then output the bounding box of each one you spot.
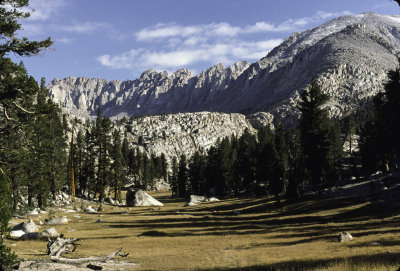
[47,237,80,257]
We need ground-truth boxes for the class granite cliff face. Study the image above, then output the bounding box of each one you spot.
[49,13,400,123]
[123,112,256,159]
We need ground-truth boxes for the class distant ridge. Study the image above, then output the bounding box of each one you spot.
[49,12,400,123]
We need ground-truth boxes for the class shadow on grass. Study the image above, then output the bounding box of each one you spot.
[104,195,400,245]
[196,252,400,271]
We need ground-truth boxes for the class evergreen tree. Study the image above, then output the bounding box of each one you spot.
[188,151,206,195]
[0,172,18,270]
[94,110,112,202]
[177,155,188,197]
[362,60,400,171]
[169,157,179,196]
[236,129,257,194]
[298,78,332,185]
[0,0,52,266]
[81,125,96,197]
[328,122,344,184]
[286,128,304,199]
[160,153,168,182]
[111,130,124,201]
[29,79,67,207]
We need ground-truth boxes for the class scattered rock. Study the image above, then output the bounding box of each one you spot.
[9,230,25,238]
[41,228,58,238]
[29,209,39,216]
[338,232,353,243]
[85,206,97,214]
[185,195,220,206]
[10,219,40,233]
[126,189,164,207]
[66,209,76,213]
[46,216,68,225]
[189,195,206,204]
[95,219,104,223]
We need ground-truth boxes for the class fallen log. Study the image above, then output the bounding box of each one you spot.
[50,248,129,263]
[47,236,80,257]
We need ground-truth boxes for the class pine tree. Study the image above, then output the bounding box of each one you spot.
[0,1,52,265]
[94,110,112,202]
[169,157,179,196]
[0,173,18,269]
[111,130,124,201]
[364,59,400,170]
[177,155,188,198]
[188,151,206,195]
[299,78,332,185]
[236,129,257,194]
[29,79,67,207]
[286,127,304,199]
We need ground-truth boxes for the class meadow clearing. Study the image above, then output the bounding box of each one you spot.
[6,191,400,271]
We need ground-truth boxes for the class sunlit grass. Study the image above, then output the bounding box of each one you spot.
[6,191,400,270]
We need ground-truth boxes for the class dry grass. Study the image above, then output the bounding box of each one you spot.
[5,191,400,270]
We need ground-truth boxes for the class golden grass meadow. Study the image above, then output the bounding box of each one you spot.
[6,191,400,270]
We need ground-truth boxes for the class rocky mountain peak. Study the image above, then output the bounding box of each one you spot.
[49,13,400,124]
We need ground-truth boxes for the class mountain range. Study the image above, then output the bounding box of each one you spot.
[48,12,400,125]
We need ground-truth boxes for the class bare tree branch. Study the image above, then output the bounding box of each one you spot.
[4,108,16,121]
[13,101,34,114]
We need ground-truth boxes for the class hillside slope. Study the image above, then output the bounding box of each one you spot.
[49,13,400,123]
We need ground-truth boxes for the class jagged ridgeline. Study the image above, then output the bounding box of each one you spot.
[49,13,400,122]
[50,12,400,160]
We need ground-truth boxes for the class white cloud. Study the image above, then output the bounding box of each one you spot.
[98,39,282,72]
[61,21,113,34]
[135,11,352,41]
[98,49,143,69]
[25,0,67,21]
[55,37,73,44]
[98,10,351,75]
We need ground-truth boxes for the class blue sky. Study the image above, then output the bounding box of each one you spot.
[10,0,400,82]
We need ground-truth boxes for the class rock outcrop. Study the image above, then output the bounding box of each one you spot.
[126,189,164,207]
[338,231,353,242]
[123,111,256,159]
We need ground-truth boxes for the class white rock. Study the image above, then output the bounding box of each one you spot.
[29,209,39,216]
[41,227,58,238]
[338,232,353,243]
[126,189,164,207]
[9,230,25,238]
[10,219,40,233]
[45,217,68,225]
[85,206,97,214]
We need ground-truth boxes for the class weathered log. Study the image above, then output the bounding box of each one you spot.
[50,248,129,263]
[47,237,80,257]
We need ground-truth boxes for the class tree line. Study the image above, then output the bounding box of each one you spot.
[68,111,168,203]
[168,78,348,200]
